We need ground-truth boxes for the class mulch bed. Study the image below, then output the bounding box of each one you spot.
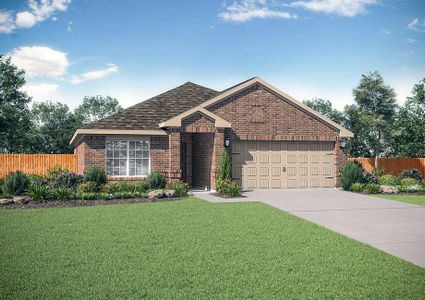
[0,197,184,210]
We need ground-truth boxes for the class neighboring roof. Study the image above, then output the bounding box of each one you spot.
[82,82,219,131]
[159,106,231,128]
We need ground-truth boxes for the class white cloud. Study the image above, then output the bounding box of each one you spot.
[408,18,425,32]
[406,38,416,44]
[381,29,390,35]
[15,11,36,28]
[287,0,378,17]
[0,0,71,34]
[21,83,59,100]
[0,10,15,33]
[9,46,69,77]
[219,0,297,23]
[71,64,119,84]
[67,20,72,32]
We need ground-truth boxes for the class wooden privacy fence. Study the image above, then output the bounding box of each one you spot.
[349,158,425,176]
[0,154,78,178]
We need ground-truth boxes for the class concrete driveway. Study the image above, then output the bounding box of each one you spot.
[194,189,425,268]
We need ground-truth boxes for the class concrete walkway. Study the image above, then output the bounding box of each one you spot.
[193,189,425,268]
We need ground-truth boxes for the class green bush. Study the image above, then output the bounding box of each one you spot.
[147,171,165,189]
[113,191,134,199]
[53,188,74,200]
[2,171,29,196]
[398,184,421,193]
[128,182,149,193]
[363,172,378,184]
[217,179,241,197]
[217,149,231,181]
[76,192,99,200]
[25,184,51,202]
[77,182,98,193]
[46,166,68,181]
[167,181,189,197]
[372,167,385,177]
[350,183,365,193]
[84,166,107,186]
[399,168,423,181]
[378,175,400,186]
[364,183,380,194]
[340,161,364,191]
[400,178,420,186]
[224,181,241,197]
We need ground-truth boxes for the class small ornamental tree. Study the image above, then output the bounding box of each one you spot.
[217,149,231,182]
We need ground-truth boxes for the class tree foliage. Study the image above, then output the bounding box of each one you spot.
[31,101,79,153]
[303,98,345,124]
[344,71,397,162]
[74,95,122,126]
[389,78,425,157]
[0,56,32,153]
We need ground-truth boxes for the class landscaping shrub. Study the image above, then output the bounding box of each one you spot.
[340,161,364,190]
[2,171,29,196]
[217,149,231,181]
[372,167,385,177]
[363,172,378,184]
[350,183,365,193]
[378,175,400,186]
[224,181,241,197]
[400,178,420,186]
[77,182,98,193]
[399,169,423,182]
[84,166,107,186]
[53,172,83,189]
[76,192,98,200]
[364,183,380,194]
[167,181,189,197]
[27,174,49,187]
[128,182,149,193]
[25,184,51,201]
[46,166,68,181]
[217,179,241,197]
[113,191,135,199]
[53,188,74,200]
[147,171,165,189]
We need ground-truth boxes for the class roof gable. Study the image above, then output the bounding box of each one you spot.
[198,77,353,138]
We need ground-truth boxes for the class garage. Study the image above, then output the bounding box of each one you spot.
[232,141,335,189]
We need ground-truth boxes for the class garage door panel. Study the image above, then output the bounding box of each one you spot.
[271,167,281,177]
[259,167,269,176]
[271,179,281,188]
[232,141,335,189]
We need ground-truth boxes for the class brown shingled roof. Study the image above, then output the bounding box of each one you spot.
[83,82,219,130]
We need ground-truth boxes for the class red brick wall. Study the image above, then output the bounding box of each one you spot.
[75,135,174,182]
[182,113,216,133]
[208,84,339,141]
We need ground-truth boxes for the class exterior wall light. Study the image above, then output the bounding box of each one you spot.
[224,138,230,147]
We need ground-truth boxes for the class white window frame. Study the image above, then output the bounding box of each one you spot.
[105,137,151,177]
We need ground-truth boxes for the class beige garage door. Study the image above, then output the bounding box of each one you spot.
[232,141,335,189]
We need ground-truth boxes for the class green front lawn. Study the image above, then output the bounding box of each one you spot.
[1,198,424,299]
[377,194,425,206]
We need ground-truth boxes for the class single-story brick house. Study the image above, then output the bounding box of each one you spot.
[70,77,353,190]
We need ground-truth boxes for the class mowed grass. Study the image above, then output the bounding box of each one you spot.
[377,194,425,206]
[1,198,424,299]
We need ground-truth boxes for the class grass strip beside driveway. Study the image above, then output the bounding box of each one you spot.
[377,194,425,206]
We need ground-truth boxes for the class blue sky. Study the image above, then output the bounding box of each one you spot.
[0,0,424,110]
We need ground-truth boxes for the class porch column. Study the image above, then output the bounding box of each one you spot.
[168,129,182,182]
[211,129,225,190]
